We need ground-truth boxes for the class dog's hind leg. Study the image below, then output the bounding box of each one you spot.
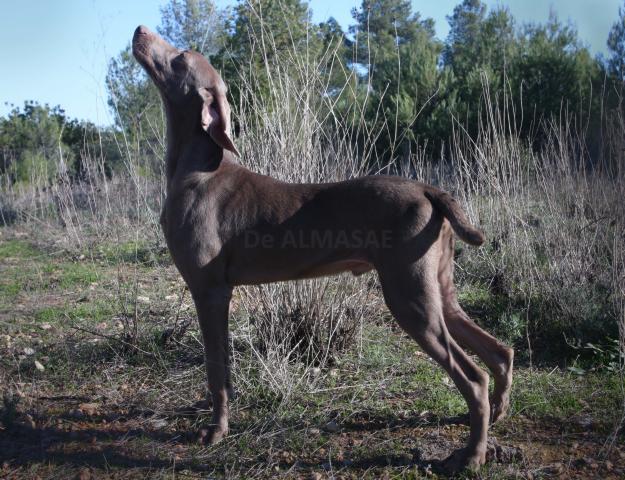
[443,305,514,423]
[378,253,490,473]
[438,227,514,423]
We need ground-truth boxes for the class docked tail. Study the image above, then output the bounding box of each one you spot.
[424,188,485,246]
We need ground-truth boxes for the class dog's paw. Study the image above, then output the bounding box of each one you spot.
[441,447,486,474]
[490,390,511,424]
[196,425,228,445]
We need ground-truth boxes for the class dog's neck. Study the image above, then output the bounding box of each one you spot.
[164,110,225,191]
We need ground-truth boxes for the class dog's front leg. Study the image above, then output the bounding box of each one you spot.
[191,286,233,445]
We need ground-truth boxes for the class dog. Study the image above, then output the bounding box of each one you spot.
[132,25,513,473]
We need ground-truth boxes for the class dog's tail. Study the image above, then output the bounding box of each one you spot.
[424,188,485,246]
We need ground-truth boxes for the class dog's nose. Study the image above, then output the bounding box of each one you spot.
[134,25,151,37]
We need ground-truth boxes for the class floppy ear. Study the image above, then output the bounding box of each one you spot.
[200,89,240,157]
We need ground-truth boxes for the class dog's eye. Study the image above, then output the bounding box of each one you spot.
[171,55,186,72]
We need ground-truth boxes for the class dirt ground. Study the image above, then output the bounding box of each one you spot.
[1,233,623,479]
[1,392,623,479]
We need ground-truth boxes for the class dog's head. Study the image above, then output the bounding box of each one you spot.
[132,25,239,156]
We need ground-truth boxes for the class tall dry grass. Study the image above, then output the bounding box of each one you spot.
[446,85,624,363]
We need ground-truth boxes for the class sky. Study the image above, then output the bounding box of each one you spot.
[0,0,621,126]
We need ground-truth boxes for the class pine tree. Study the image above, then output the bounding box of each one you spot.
[349,0,444,159]
[158,0,224,57]
[607,1,625,80]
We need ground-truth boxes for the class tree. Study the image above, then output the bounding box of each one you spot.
[0,102,121,182]
[106,46,160,135]
[349,0,444,159]
[317,17,352,96]
[443,0,487,76]
[442,0,517,76]
[441,1,518,137]
[350,0,431,79]
[106,44,164,175]
[514,14,599,142]
[158,0,224,57]
[100,0,614,167]
[228,0,314,60]
[61,118,123,178]
[218,0,318,102]
[607,1,625,80]
[0,102,72,182]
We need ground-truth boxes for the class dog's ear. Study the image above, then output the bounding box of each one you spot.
[200,88,240,157]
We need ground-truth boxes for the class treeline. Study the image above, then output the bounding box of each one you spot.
[2,0,624,182]
[0,102,124,184]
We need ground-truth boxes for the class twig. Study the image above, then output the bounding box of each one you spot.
[69,323,156,357]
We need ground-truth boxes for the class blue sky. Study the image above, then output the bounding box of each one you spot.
[0,0,621,126]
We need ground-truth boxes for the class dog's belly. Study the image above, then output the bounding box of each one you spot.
[226,253,374,286]
[299,259,374,278]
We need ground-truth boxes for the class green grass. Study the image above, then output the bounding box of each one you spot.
[511,368,623,424]
[0,240,43,303]
[0,239,99,306]
[33,301,114,325]
[94,240,170,266]
[0,239,40,259]
[0,278,22,300]
[58,262,99,288]
[0,261,98,308]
